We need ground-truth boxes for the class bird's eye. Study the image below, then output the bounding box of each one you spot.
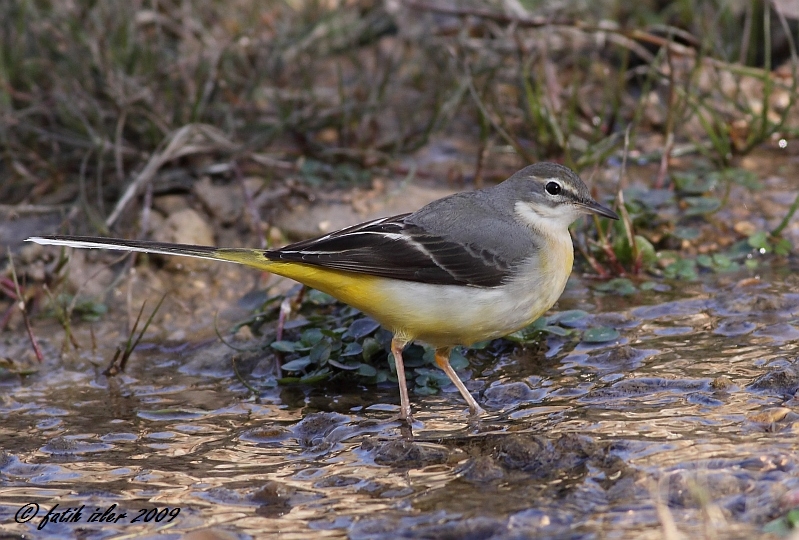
[545,181,562,196]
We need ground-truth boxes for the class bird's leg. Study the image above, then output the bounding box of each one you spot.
[434,347,485,416]
[390,337,413,422]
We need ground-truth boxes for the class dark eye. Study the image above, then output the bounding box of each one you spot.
[545,181,562,196]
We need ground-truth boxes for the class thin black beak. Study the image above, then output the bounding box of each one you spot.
[579,199,619,220]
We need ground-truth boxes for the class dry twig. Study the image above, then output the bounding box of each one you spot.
[6,250,43,363]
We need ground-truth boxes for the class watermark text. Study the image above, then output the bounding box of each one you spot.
[14,503,181,530]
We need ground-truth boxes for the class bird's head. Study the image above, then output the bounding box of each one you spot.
[498,162,619,231]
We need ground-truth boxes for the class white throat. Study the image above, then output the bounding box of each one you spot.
[514,200,580,235]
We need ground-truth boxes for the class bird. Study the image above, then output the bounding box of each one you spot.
[28,162,618,423]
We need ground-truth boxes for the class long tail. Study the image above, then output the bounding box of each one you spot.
[27,235,275,271]
[27,235,381,314]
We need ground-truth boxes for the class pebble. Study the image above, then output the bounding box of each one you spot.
[152,208,215,270]
[193,177,242,224]
[746,407,791,424]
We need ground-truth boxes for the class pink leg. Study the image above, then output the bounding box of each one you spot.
[434,348,485,416]
[390,337,413,422]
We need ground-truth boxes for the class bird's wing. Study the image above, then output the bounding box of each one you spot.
[267,214,515,287]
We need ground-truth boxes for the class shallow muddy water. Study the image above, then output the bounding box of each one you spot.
[2,263,799,539]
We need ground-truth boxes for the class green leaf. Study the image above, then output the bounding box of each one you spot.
[361,337,382,361]
[300,328,325,347]
[725,240,755,259]
[683,196,721,216]
[712,253,733,270]
[595,278,637,296]
[636,236,658,267]
[542,325,570,336]
[763,509,799,534]
[673,172,716,194]
[76,300,108,322]
[357,363,378,377]
[403,345,427,367]
[698,253,738,273]
[270,340,297,353]
[718,168,760,190]
[672,226,700,240]
[300,368,332,384]
[748,231,769,250]
[449,348,469,370]
[747,231,792,256]
[663,258,698,280]
[328,358,359,370]
[582,327,620,343]
[505,317,548,343]
[282,317,310,331]
[306,290,336,305]
[697,254,713,268]
[340,342,363,357]
[613,235,657,269]
[281,356,312,372]
[415,367,450,384]
[505,329,538,344]
[624,187,674,209]
[775,237,792,256]
[320,328,341,339]
[550,310,588,326]
[344,317,380,340]
[309,340,332,364]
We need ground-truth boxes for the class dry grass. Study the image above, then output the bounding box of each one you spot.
[0,0,796,241]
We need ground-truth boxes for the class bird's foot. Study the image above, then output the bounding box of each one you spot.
[399,405,413,424]
[470,404,487,417]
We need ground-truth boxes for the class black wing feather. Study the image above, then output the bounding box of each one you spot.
[265,215,511,287]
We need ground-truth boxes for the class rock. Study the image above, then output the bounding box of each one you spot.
[193,177,242,224]
[152,194,189,215]
[746,364,799,397]
[64,249,116,297]
[363,438,450,467]
[483,381,536,407]
[291,412,350,449]
[733,220,757,236]
[746,407,791,424]
[152,208,215,270]
[456,456,505,483]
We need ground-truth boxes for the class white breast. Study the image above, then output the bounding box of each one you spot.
[368,234,574,348]
[357,199,578,347]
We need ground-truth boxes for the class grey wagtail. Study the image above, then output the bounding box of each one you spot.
[28,162,618,422]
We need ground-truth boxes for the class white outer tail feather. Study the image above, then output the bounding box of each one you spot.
[26,236,221,263]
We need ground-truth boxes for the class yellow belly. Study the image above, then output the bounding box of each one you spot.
[215,235,574,348]
[264,261,388,316]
